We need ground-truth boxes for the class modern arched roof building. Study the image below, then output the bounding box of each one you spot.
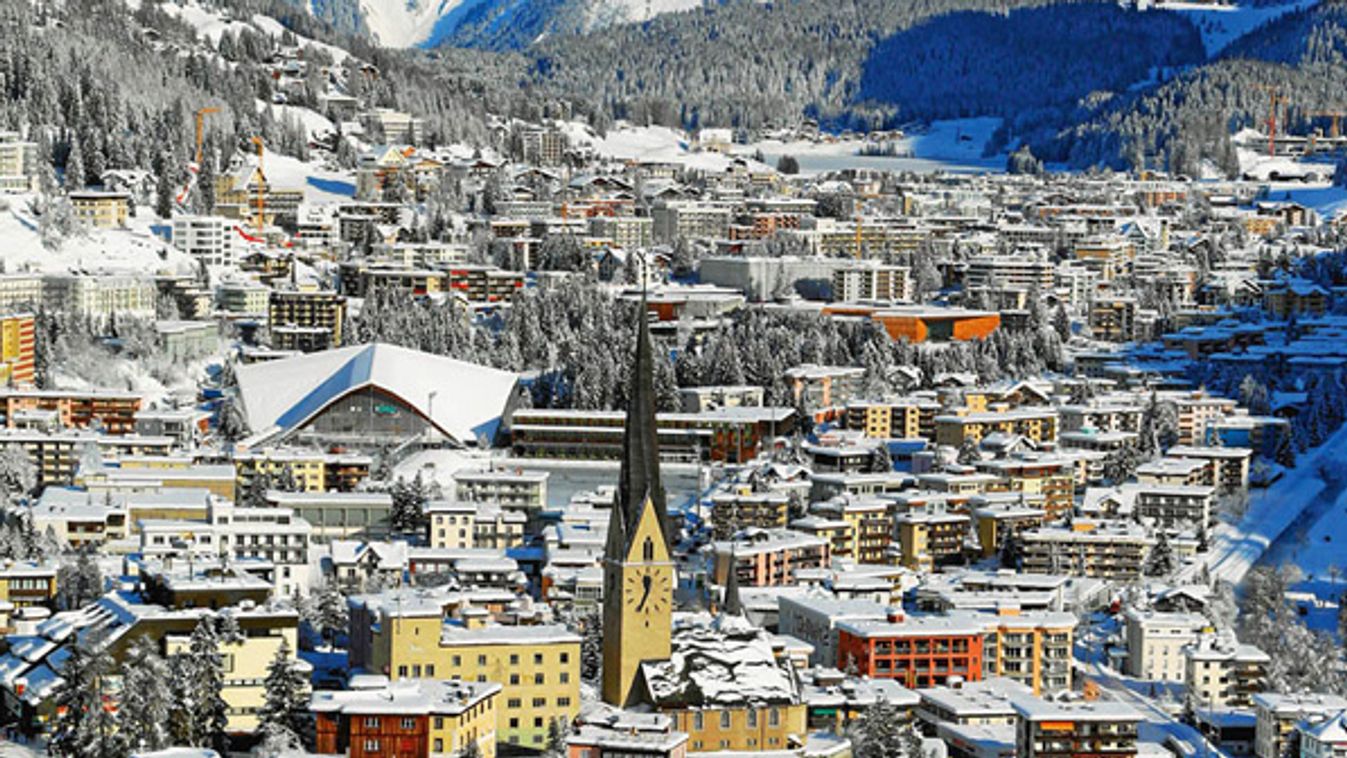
[236,343,520,449]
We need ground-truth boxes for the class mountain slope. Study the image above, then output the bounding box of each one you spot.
[322,0,704,48]
[1036,0,1347,172]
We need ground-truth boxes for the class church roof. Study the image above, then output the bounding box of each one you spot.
[611,306,669,552]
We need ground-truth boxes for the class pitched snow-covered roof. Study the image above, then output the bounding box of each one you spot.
[235,343,519,445]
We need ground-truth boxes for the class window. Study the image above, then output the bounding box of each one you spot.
[534,718,544,728]
[534,653,544,665]
[720,712,731,729]
[508,699,521,709]
[643,537,654,561]
[534,673,545,685]
[426,665,435,677]
[434,739,444,752]
[693,713,704,730]
[747,710,758,728]
[560,652,570,664]
[401,717,416,730]
[560,673,570,684]
[412,665,422,677]
[478,655,487,666]
[509,674,520,685]
[533,698,546,707]
[435,717,444,729]
[452,655,462,667]
[509,718,520,728]
[510,654,520,665]
[363,739,380,752]
[769,708,780,727]
[557,697,571,707]
[397,666,408,677]
[364,717,380,729]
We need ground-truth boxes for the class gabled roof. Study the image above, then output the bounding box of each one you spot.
[236,343,518,444]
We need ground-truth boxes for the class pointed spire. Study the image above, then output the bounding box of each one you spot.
[722,552,744,617]
[615,295,668,549]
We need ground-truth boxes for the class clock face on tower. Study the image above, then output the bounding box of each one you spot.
[625,565,669,626]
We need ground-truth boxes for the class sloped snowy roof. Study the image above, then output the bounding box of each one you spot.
[640,615,801,709]
[235,343,519,445]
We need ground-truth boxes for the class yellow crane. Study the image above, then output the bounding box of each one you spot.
[250,136,266,235]
[194,107,219,166]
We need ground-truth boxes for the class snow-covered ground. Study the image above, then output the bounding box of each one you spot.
[1183,421,1347,586]
[744,118,1007,175]
[1160,0,1321,56]
[0,195,196,275]
[256,147,356,203]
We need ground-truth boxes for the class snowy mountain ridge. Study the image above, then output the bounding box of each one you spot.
[347,0,704,48]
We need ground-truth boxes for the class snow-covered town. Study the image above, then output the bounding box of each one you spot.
[8,0,1347,757]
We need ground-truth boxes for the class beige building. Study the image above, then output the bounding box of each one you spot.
[69,191,130,228]
[1124,609,1209,682]
[427,500,527,549]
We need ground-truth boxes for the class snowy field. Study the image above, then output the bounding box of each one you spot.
[1184,421,1347,586]
[744,118,1007,176]
[1160,0,1321,56]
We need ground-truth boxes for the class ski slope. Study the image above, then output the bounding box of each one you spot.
[1160,0,1321,56]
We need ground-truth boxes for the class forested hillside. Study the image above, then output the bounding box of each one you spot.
[524,0,1091,130]
[1037,0,1347,173]
[856,5,1204,121]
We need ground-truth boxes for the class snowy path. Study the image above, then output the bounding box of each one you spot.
[1177,422,1347,586]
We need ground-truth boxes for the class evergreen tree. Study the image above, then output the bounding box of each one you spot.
[120,635,173,753]
[184,616,229,752]
[50,634,125,758]
[64,134,86,191]
[258,639,310,749]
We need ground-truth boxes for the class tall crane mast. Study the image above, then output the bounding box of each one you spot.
[250,136,266,236]
[194,107,219,166]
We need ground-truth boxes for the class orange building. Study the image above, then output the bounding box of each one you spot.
[836,615,986,689]
[822,304,999,343]
[0,313,35,386]
[0,389,142,433]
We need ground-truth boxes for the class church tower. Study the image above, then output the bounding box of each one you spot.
[601,306,674,708]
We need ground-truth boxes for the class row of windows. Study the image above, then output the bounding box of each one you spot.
[505,697,571,709]
[689,708,782,730]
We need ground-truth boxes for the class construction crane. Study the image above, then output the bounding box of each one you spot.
[194,107,219,166]
[250,136,266,236]
[174,106,221,209]
[1312,110,1346,140]
[1256,85,1285,157]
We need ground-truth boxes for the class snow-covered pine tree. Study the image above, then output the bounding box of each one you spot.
[316,583,350,648]
[50,633,126,758]
[185,615,230,751]
[258,639,311,749]
[120,635,173,753]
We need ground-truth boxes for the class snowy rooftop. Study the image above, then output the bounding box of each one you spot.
[236,343,519,444]
[641,614,801,709]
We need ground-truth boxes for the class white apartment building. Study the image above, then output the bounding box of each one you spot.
[965,252,1055,291]
[42,274,157,317]
[652,201,732,242]
[173,214,239,267]
[0,131,38,193]
[1183,631,1269,709]
[832,263,912,302]
[1125,609,1209,681]
[138,498,315,597]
